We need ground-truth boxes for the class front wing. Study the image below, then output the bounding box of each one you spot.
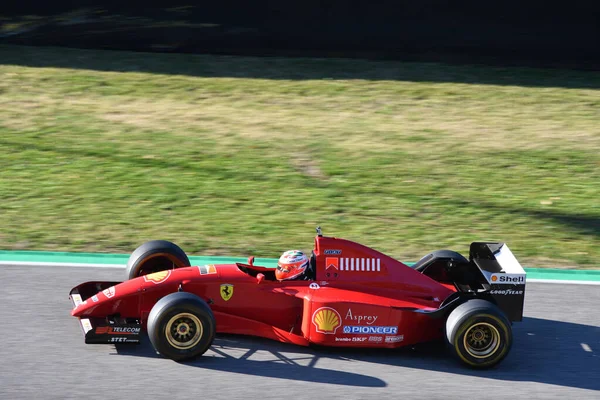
[70,286,142,344]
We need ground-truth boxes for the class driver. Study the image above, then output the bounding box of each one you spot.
[275,250,312,281]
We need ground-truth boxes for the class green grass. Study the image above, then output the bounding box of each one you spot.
[1,45,599,267]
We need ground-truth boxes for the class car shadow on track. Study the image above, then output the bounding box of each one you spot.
[115,334,388,387]
[115,316,600,390]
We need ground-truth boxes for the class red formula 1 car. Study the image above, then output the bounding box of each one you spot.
[70,227,526,368]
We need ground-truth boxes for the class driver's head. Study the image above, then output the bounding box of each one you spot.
[276,250,309,281]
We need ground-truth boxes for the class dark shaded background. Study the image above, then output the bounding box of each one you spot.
[1,1,599,68]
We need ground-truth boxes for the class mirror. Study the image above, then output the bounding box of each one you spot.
[256,273,265,284]
[247,256,255,266]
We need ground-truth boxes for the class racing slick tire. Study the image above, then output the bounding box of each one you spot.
[147,292,216,361]
[126,240,190,280]
[445,299,512,369]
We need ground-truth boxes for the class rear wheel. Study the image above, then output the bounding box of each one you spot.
[126,240,190,280]
[147,292,216,361]
[446,299,512,369]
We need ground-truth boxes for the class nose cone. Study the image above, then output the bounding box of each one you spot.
[71,279,142,318]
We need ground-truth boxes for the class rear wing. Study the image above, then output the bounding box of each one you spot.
[470,242,526,322]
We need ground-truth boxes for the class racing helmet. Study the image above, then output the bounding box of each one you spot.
[276,250,309,281]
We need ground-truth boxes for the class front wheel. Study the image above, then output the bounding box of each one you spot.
[446,299,512,369]
[147,292,216,361]
[126,240,190,280]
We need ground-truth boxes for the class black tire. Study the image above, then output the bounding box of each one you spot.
[446,299,512,369]
[126,240,190,280]
[147,292,216,361]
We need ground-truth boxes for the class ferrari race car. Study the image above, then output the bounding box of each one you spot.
[70,227,526,368]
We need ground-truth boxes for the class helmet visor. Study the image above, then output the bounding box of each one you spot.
[276,264,291,273]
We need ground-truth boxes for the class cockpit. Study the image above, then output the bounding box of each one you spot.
[235,252,317,282]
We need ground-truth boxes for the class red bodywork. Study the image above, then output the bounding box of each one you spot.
[71,235,457,348]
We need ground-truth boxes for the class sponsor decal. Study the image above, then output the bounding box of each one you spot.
[345,309,378,325]
[80,318,93,334]
[219,283,233,301]
[91,295,99,303]
[72,294,83,307]
[489,289,524,295]
[352,337,367,342]
[385,335,404,343]
[143,270,172,284]
[369,336,383,342]
[325,257,339,270]
[111,326,141,334]
[312,307,342,334]
[335,337,351,342]
[74,299,88,309]
[102,286,115,299]
[95,326,141,335]
[309,282,320,289]
[324,249,342,255]
[198,264,217,275]
[339,258,381,272]
[343,326,398,335]
[490,273,525,284]
[220,284,234,301]
[109,337,134,343]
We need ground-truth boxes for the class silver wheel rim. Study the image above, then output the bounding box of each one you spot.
[463,322,501,358]
[165,313,203,350]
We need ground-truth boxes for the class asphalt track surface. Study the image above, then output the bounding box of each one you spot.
[1,265,599,400]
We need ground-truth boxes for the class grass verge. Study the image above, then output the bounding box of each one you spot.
[1,45,599,267]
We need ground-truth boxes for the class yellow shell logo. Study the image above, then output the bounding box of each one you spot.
[312,307,341,334]
[143,270,171,284]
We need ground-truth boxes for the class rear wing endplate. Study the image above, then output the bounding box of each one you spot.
[470,242,526,322]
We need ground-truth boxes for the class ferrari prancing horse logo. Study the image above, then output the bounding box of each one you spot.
[220,284,234,301]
